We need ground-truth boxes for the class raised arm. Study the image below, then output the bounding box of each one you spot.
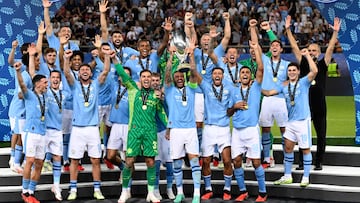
[207,25,219,64]
[27,44,37,79]
[260,21,278,42]
[184,12,197,44]
[89,49,99,70]
[188,38,201,84]
[113,57,137,90]
[250,40,264,83]
[8,40,18,66]
[36,21,47,58]
[324,17,341,65]
[99,0,109,41]
[164,46,176,87]
[91,35,103,71]
[15,62,27,94]
[97,49,112,84]
[92,35,102,51]
[249,19,259,45]
[63,50,74,86]
[42,0,53,36]
[157,17,173,56]
[220,12,231,49]
[58,36,68,71]
[285,15,301,63]
[302,48,318,81]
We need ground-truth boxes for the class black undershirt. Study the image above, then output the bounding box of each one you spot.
[299,56,327,115]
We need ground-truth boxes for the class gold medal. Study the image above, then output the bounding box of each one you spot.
[142,105,147,110]
[273,77,278,82]
[115,104,119,109]
[291,101,295,106]
[59,109,62,113]
[41,116,45,121]
[201,70,206,74]
[182,101,187,106]
[84,102,89,107]
[244,105,248,110]
[311,80,316,85]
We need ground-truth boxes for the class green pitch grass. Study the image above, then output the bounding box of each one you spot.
[271,96,355,137]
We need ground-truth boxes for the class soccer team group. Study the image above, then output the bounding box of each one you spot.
[7,0,341,203]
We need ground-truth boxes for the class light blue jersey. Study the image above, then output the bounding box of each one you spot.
[109,82,129,125]
[109,43,139,64]
[280,77,311,122]
[61,69,76,110]
[194,44,225,83]
[93,56,117,81]
[46,88,67,131]
[199,80,233,127]
[8,71,33,119]
[261,54,289,98]
[47,32,80,52]
[38,61,61,79]
[98,75,113,106]
[124,52,160,82]
[92,57,115,106]
[217,59,242,87]
[23,91,48,135]
[232,81,262,128]
[165,84,197,128]
[71,80,101,126]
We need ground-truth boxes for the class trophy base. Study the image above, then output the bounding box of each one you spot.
[177,63,191,73]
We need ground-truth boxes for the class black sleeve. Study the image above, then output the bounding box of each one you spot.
[299,55,310,78]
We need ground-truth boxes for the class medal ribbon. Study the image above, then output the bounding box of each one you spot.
[71,69,78,80]
[50,89,62,112]
[288,79,299,104]
[139,56,150,70]
[116,46,123,63]
[35,92,46,120]
[116,82,127,106]
[141,89,150,106]
[212,84,224,102]
[240,85,251,103]
[201,50,210,72]
[80,81,91,104]
[180,87,187,102]
[227,63,239,84]
[270,58,281,78]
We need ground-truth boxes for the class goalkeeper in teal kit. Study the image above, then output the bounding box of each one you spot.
[114,56,167,203]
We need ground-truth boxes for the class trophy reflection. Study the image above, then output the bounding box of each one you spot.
[170,30,190,73]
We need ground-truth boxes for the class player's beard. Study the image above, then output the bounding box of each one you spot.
[175,79,184,88]
[114,43,122,49]
[213,77,222,86]
[80,76,90,83]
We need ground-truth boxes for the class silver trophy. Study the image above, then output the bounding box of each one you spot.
[170,30,190,72]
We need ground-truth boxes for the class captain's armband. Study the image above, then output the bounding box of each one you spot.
[188,82,198,89]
